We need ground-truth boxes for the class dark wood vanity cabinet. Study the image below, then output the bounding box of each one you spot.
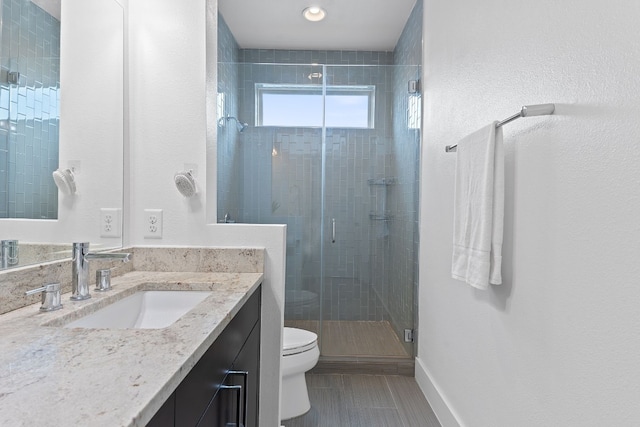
[147,392,175,427]
[147,286,261,427]
[197,320,260,427]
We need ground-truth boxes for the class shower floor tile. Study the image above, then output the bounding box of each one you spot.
[284,320,409,357]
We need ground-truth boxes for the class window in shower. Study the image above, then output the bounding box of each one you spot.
[255,83,375,128]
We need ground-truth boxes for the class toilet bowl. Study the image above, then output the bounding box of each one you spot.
[280,327,319,420]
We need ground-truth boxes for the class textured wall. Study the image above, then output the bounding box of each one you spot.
[417,0,640,425]
[129,1,286,424]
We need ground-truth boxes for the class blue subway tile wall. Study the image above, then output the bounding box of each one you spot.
[239,49,393,66]
[235,57,394,322]
[0,0,60,219]
[216,14,242,222]
[387,0,423,354]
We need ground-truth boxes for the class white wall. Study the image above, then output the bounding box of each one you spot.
[417,0,640,426]
[58,0,124,246]
[128,1,284,425]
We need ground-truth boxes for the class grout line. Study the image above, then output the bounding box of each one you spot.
[383,375,407,427]
[384,375,399,411]
[337,373,345,390]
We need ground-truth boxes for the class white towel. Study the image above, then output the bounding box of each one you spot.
[451,122,504,289]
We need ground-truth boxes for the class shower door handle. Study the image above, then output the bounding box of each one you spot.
[331,218,336,243]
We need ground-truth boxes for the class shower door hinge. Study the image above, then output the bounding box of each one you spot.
[7,71,20,85]
[408,79,420,94]
[404,329,414,343]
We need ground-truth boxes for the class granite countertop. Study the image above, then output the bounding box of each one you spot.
[0,271,263,427]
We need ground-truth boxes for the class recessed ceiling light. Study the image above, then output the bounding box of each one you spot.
[303,6,326,22]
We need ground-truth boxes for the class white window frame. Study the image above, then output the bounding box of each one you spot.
[255,83,375,129]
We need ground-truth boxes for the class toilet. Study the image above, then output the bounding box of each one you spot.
[280,327,320,420]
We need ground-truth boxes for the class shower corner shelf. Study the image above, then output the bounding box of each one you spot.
[369,213,393,221]
[367,177,397,186]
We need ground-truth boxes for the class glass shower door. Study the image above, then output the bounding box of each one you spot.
[216,60,420,359]
[217,62,326,340]
[320,64,420,358]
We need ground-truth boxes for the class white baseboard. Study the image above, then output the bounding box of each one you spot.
[414,357,464,427]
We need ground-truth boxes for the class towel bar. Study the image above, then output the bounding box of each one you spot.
[445,103,555,152]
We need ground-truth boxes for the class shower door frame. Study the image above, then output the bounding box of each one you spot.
[317,63,418,359]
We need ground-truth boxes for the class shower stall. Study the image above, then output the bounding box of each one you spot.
[216,5,422,369]
[0,0,60,219]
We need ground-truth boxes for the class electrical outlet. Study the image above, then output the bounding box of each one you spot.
[100,208,121,238]
[144,209,163,239]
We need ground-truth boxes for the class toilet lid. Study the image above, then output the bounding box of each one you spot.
[283,327,318,356]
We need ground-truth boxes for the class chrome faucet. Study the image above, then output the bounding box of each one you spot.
[1,239,19,268]
[25,283,63,312]
[218,213,236,224]
[71,242,131,301]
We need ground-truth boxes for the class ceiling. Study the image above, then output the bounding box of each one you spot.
[219,0,417,51]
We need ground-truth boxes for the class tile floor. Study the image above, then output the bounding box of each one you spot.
[284,320,409,357]
[282,374,441,427]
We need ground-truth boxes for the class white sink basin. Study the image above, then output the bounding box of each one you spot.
[64,291,211,329]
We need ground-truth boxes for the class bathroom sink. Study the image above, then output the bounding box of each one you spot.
[64,290,211,329]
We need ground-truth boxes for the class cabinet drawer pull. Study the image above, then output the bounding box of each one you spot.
[220,384,242,427]
[228,371,248,426]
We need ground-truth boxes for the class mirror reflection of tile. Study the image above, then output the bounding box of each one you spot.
[0,0,61,220]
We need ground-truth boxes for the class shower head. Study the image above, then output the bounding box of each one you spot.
[218,115,249,133]
[52,168,77,195]
[174,170,197,197]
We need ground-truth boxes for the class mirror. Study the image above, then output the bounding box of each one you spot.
[0,0,124,270]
